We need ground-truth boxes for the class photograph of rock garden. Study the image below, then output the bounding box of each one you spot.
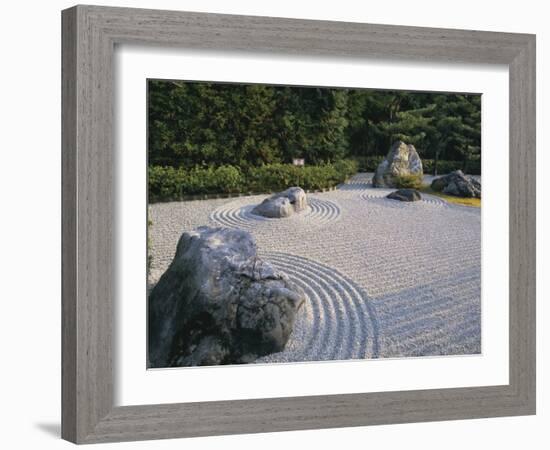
[147,80,482,368]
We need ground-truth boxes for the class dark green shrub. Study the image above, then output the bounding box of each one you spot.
[148,165,244,200]
[244,161,357,193]
[247,163,344,192]
[148,159,358,201]
[333,159,359,180]
[207,166,245,194]
[301,165,337,190]
[392,174,423,190]
[215,166,244,193]
[148,166,184,201]
[248,164,297,192]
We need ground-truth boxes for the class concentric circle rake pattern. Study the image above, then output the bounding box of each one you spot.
[209,197,341,230]
[255,252,379,364]
[340,174,448,207]
[360,189,448,207]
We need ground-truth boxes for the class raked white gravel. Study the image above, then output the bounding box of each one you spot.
[148,173,481,362]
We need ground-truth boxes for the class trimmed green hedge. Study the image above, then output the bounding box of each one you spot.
[148,165,246,200]
[353,156,480,175]
[149,160,358,202]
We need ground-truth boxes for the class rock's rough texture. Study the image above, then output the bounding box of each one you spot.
[431,170,481,198]
[252,187,307,218]
[252,196,294,218]
[372,141,423,188]
[387,189,422,202]
[148,226,305,367]
[469,177,482,193]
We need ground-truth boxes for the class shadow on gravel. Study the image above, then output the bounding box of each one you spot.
[371,267,481,358]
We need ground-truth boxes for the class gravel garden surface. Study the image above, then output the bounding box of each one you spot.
[148,173,481,362]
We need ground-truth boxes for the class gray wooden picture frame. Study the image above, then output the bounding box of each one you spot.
[61,4,536,444]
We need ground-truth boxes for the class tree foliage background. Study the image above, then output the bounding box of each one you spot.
[148,80,481,173]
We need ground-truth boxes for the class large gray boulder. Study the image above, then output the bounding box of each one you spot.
[387,189,422,202]
[372,141,423,188]
[148,226,305,367]
[252,187,307,218]
[252,196,294,218]
[431,170,481,198]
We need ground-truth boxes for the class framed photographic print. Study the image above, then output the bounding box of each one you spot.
[62,5,536,444]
